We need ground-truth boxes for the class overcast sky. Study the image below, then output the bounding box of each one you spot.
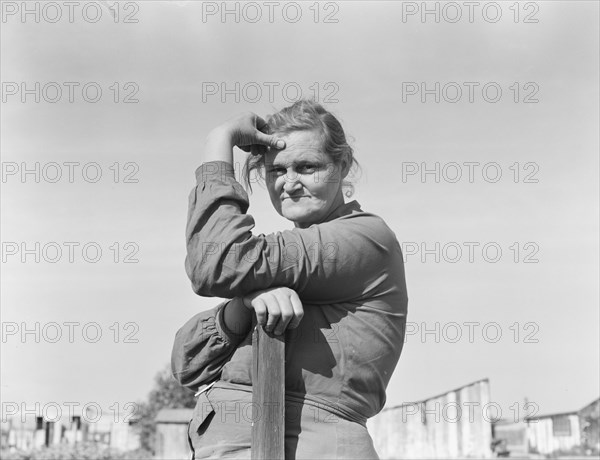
[1,1,598,422]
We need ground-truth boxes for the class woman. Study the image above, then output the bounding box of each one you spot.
[172,100,408,459]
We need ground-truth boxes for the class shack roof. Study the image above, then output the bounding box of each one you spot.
[155,408,193,424]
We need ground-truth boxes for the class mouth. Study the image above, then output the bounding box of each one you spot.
[282,195,309,201]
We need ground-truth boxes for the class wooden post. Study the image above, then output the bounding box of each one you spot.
[251,325,285,460]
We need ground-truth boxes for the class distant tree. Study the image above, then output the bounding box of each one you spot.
[133,363,196,453]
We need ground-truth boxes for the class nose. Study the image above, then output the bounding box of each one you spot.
[282,170,303,194]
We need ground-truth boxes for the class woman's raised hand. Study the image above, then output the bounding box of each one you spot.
[242,287,304,335]
[211,112,286,154]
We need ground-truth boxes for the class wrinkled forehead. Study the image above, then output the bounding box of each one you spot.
[264,130,328,166]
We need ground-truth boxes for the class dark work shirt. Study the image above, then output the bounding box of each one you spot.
[172,161,408,423]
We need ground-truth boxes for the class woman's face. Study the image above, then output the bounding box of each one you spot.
[264,130,347,228]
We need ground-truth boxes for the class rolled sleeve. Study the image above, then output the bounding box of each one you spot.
[171,301,248,390]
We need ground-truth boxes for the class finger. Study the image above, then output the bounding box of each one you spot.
[253,131,286,150]
[239,145,252,153]
[273,293,294,335]
[287,291,304,329]
[265,297,281,333]
[253,298,268,327]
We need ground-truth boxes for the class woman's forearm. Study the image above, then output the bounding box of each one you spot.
[202,128,235,165]
[222,297,253,337]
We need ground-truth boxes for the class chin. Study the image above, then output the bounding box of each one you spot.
[282,209,313,224]
[280,202,325,226]
[283,212,310,223]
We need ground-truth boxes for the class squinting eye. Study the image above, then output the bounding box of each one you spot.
[268,167,286,176]
[298,165,317,173]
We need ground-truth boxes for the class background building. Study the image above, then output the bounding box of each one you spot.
[493,398,600,457]
[1,407,140,454]
[154,408,193,460]
[368,378,493,459]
